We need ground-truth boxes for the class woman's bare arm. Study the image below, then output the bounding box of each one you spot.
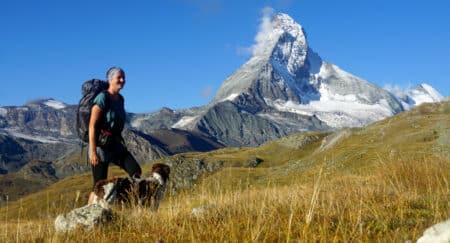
[89,105,103,166]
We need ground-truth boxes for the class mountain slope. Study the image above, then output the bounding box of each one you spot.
[0,100,223,177]
[0,133,77,174]
[1,101,448,242]
[0,99,77,141]
[2,100,448,213]
[0,160,58,202]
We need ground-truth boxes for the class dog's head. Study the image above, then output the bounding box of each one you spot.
[147,163,170,185]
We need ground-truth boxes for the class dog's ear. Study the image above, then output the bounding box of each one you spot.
[152,163,170,179]
[162,164,170,176]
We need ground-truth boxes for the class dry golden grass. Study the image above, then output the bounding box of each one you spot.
[1,157,448,242]
[1,101,448,241]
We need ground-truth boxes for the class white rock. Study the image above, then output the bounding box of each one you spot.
[54,204,112,233]
[417,218,450,243]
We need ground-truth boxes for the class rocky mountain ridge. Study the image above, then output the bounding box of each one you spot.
[0,13,444,177]
[131,13,442,145]
[0,99,223,176]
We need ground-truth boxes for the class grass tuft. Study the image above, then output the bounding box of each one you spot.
[0,157,448,242]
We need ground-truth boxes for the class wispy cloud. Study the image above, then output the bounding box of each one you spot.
[383,83,413,98]
[237,6,275,57]
[253,7,275,56]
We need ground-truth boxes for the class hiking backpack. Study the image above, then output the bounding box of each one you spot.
[76,79,109,142]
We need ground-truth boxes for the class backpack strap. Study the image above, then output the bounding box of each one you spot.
[97,91,112,132]
[98,91,125,142]
[101,91,124,113]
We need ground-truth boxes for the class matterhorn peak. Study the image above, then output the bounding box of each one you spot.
[131,11,443,147]
[214,12,314,103]
[253,12,308,60]
[211,11,408,130]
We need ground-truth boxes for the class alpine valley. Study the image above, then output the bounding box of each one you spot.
[0,13,444,202]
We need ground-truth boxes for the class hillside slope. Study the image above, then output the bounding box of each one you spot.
[1,101,448,241]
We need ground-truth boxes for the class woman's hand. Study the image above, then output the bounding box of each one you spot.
[90,149,99,166]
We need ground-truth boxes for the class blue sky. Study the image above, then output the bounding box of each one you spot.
[1,0,449,113]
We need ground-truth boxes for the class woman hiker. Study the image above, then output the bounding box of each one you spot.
[87,67,142,204]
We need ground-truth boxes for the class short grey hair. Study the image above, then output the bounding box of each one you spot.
[106,67,125,81]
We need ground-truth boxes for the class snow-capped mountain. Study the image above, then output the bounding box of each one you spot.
[388,84,444,110]
[0,99,77,142]
[148,13,439,146]
[211,13,405,129]
[130,13,444,146]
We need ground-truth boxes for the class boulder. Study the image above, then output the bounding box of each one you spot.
[245,156,263,168]
[417,218,450,243]
[54,204,112,233]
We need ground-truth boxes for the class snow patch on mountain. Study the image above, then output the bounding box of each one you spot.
[410,84,444,105]
[384,83,444,110]
[0,107,7,116]
[130,115,149,128]
[172,115,199,129]
[420,84,443,101]
[266,83,395,128]
[43,100,67,109]
[221,93,240,102]
[0,129,60,144]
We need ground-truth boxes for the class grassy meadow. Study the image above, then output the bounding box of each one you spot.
[0,101,449,242]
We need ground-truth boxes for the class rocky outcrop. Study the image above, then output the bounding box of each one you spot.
[122,129,168,164]
[0,133,76,174]
[54,204,113,233]
[163,155,224,191]
[128,107,188,131]
[417,218,450,243]
[0,134,25,173]
[0,100,77,139]
[193,100,328,146]
[194,101,284,146]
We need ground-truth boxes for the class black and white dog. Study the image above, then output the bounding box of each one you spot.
[92,163,170,211]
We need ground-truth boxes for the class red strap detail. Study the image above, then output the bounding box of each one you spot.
[100,129,112,136]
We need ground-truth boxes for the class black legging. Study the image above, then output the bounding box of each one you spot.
[90,142,142,190]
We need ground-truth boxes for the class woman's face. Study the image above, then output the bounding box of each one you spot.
[109,71,126,91]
